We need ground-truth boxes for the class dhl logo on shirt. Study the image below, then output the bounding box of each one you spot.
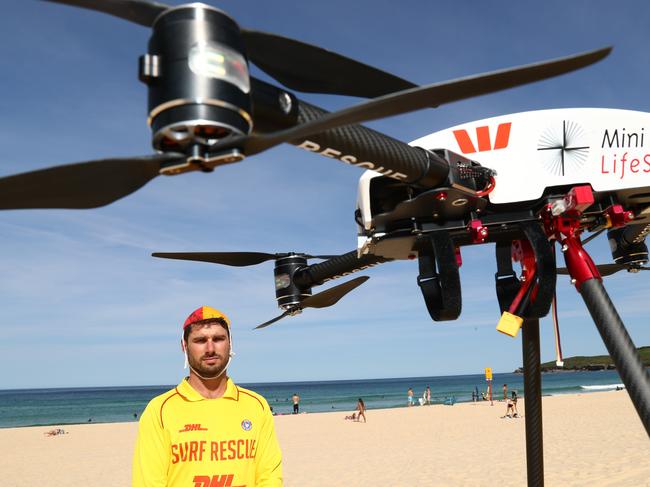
[179,423,208,433]
[193,474,244,487]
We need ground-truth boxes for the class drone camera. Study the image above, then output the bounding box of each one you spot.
[274,255,312,309]
[140,4,252,158]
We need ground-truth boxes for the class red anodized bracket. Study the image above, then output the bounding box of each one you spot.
[507,239,537,314]
[541,185,602,290]
[467,219,488,244]
[604,204,634,228]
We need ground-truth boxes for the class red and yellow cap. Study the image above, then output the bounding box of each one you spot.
[183,306,231,330]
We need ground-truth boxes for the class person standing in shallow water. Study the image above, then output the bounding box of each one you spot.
[292,393,300,414]
[407,387,414,407]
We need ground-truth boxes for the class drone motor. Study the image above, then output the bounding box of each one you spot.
[274,255,312,311]
[139,4,251,172]
[607,226,649,267]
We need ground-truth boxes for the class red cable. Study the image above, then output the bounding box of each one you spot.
[476,176,496,197]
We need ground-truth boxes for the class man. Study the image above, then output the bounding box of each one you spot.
[407,387,414,407]
[291,393,300,414]
[133,306,283,486]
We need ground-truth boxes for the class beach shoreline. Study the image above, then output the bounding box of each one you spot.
[1,390,648,486]
[0,369,629,428]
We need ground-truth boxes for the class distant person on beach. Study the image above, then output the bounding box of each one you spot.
[425,386,431,405]
[44,428,67,436]
[407,387,414,407]
[132,306,282,486]
[356,398,367,423]
[292,393,300,414]
[510,391,519,416]
[503,384,508,401]
[504,391,519,418]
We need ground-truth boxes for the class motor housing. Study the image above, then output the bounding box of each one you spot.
[140,4,251,165]
[608,227,649,266]
[274,255,312,309]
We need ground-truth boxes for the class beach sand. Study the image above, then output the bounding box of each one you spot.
[1,390,648,486]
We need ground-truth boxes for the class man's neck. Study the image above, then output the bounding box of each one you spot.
[188,372,229,399]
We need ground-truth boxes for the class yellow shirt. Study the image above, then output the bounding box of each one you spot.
[133,378,283,487]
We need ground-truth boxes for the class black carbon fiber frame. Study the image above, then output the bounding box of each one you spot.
[579,279,650,436]
[293,251,389,288]
[522,318,545,487]
[295,101,450,187]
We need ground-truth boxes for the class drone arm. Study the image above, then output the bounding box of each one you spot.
[293,101,450,187]
[293,251,390,288]
[250,78,300,133]
[247,80,452,186]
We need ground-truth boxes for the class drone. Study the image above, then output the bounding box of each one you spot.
[3,0,649,484]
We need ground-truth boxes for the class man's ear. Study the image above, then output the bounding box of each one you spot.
[180,339,186,353]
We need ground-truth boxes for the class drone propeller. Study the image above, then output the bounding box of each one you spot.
[254,276,369,329]
[209,47,612,158]
[557,263,650,277]
[151,251,334,267]
[0,45,610,210]
[44,0,416,98]
[0,154,182,209]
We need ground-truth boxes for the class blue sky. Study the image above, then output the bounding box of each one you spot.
[1,0,649,388]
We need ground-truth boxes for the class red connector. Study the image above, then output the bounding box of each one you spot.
[604,204,634,228]
[564,185,595,214]
[467,219,488,244]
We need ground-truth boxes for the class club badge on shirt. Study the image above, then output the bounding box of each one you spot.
[241,419,252,431]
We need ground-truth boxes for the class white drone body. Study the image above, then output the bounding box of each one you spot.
[357,108,650,258]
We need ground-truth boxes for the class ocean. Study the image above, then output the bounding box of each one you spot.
[0,370,625,428]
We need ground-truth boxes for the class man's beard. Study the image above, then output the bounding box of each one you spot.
[188,353,228,379]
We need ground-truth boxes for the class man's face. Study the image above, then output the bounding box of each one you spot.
[184,322,231,379]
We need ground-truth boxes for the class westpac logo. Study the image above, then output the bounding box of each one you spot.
[179,423,208,433]
[453,122,512,154]
[193,474,244,487]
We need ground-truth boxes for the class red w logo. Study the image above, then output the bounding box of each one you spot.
[193,474,244,487]
[453,122,512,154]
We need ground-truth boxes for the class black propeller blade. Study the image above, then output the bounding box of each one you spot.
[152,251,334,267]
[44,0,167,27]
[0,154,183,210]
[44,0,416,98]
[557,263,650,277]
[300,275,370,309]
[208,47,612,157]
[254,311,292,330]
[255,276,369,329]
[242,31,416,97]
